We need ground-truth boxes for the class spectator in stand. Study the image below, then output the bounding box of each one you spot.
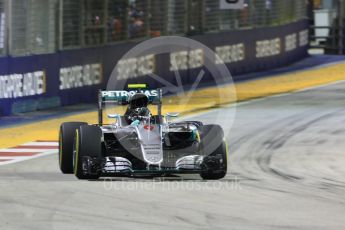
[128,2,145,38]
[265,0,272,25]
[241,1,249,27]
[109,16,122,41]
[129,13,144,38]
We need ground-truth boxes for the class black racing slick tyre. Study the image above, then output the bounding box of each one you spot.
[73,125,102,180]
[59,122,87,174]
[200,140,228,180]
[199,125,228,180]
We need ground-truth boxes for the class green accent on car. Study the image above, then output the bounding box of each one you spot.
[73,129,79,175]
[59,131,62,167]
[130,119,140,126]
[191,129,200,142]
[225,140,229,162]
[128,84,147,89]
[191,129,196,141]
[196,130,200,142]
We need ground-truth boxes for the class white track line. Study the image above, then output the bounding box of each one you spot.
[0,143,58,166]
[0,156,30,160]
[0,148,55,152]
[0,149,57,166]
[20,142,58,146]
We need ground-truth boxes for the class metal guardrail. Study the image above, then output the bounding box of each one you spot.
[2,0,307,56]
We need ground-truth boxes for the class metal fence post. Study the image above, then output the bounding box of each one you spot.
[3,0,10,55]
[58,0,63,50]
[79,0,84,47]
[124,0,129,41]
[104,0,108,44]
[200,0,205,34]
[339,0,344,54]
[162,0,168,36]
[184,0,188,34]
[145,0,151,38]
[7,0,13,55]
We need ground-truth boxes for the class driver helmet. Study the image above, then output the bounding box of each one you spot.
[128,93,149,109]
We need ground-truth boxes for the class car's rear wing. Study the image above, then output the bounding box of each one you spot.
[98,84,162,125]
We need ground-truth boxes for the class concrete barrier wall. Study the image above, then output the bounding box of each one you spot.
[0,20,308,116]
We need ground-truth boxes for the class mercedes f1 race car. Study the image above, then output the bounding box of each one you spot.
[59,84,228,180]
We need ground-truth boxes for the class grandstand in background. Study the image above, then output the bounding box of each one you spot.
[0,0,312,116]
[0,0,306,56]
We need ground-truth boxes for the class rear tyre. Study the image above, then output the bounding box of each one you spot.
[59,122,87,174]
[199,125,228,180]
[73,125,102,180]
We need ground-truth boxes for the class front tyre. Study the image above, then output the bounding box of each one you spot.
[199,125,228,180]
[200,140,228,180]
[59,122,87,174]
[73,125,102,180]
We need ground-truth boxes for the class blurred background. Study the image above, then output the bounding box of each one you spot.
[0,0,344,117]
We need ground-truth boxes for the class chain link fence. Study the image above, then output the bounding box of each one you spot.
[9,0,56,56]
[1,0,307,56]
[166,0,187,35]
[205,0,307,31]
[107,0,128,42]
[61,0,81,48]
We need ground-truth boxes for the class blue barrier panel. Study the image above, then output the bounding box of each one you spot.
[0,20,308,116]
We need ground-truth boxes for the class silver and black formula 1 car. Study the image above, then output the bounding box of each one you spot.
[59,84,228,180]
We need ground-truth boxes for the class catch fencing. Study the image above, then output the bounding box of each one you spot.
[0,0,307,56]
